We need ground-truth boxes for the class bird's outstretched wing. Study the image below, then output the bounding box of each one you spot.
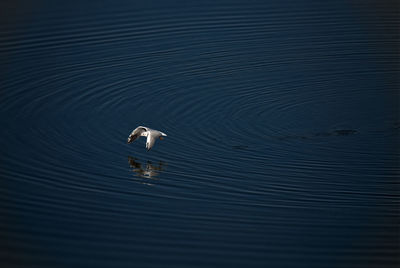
[146,132,158,151]
[127,126,147,143]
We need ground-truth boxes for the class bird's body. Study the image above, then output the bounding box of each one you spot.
[127,126,167,151]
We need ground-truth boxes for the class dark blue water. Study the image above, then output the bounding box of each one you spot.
[1,1,399,267]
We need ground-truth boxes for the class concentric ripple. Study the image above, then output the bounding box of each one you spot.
[1,1,399,267]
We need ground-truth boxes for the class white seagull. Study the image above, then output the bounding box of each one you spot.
[127,126,167,151]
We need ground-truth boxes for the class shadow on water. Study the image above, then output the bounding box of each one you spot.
[128,156,166,185]
[278,129,358,141]
[314,129,358,137]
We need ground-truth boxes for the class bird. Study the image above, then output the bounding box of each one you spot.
[127,126,167,151]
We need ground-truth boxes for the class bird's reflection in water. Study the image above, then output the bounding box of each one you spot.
[128,156,166,185]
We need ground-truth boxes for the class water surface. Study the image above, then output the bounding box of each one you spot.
[1,1,399,267]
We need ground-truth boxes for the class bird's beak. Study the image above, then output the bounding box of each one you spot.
[159,137,164,140]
